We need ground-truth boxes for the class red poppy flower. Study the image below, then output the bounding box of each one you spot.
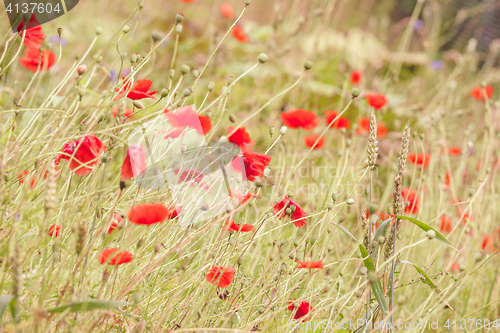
[205,266,235,288]
[230,151,271,182]
[221,219,255,232]
[304,135,325,150]
[232,26,248,43]
[350,69,363,85]
[128,203,171,225]
[55,135,107,176]
[180,0,195,2]
[444,172,451,186]
[281,109,320,130]
[229,190,257,205]
[18,170,29,184]
[17,15,45,49]
[440,215,452,233]
[365,92,389,109]
[325,111,350,130]
[220,3,233,18]
[296,260,324,269]
[227,127,255,153]
[112,107,135,120]
[48,224,61,238]
[470,85,494,101]
[288,300,312,321]
[108,213,122,234]
[19,48,56,72]
[98,248,133,266]
[401,188,419,214]
[174,167,204,184]
[456,209,473,224]
[356,117,387,138]
[273,196,307,228]
[408,153,430,169]
[442,147,461,155]
[121,144,147,180]
[482,235,496,252]
[114,78,158,100]
[165,106,212,136]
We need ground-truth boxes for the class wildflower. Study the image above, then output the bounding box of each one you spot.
[304,135,325,149]
[357,117,387,138]
[174,167,204,184]
[205,266,235,288]
[55,134,107,176]
[470,85,494,101]
[165,106,212,135]
[365,92,389,109]
[281,109,320,130]
[445,172,451,186]
[288,300,312,321]
[121,144,147,180]
[401,188,419,214]
[128,203,172,225]
[231,151,271,181]
[229,190,257,205]
[112,107,135,120]
[220,3,234,18]
[296,260,323,269]
[18,170,29,184]
[350,69,363,85]
[19,48,56,72]
[408,153,430,169]
[17,15,45,49]
[114,78,158,100]
[442,147,462,155]
[98,248,133,266]
[180,0,196,2]
[232,26,248,43]
[440,215,452,233]
[227,127,255,153]
[221,219,255,232]
[482,235,495,252]
[325,111,350,130]
[48,224,61,237]
[456,209,473,224]
[273,196,307,228]
[108,213,122,234]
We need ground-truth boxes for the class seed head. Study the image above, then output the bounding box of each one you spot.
[123,25,131,34]
[169,69,175,78]
[258,53,269,63]
[351,88,360,97]
[176,13,185,24]
[280,126,288,135]
[176,24,183,34]
[95,26,103,35]
[181,65,190,75]
[133,100,145,109]
[182,88,192,97]
[151,31,163,42]
[304,60,313,70]
[208,81,215,91]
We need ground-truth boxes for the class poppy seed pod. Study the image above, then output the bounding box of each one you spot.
[95,26,103,35]
[459,264,466,272]
[133,100,144,109]
[346,198,354,205]
[182,88,192,97]
[351,88,360,97]
[77,65,87,76]
[326,201,334,210]
[77,87,86,97]
[263,167,270,177]
[161,88,169,98]
[368,203,377,214]
[245,0,252,6]
[208,81,215,91]
[123,25,130,34]
[57,27,63,36]
[176,13,184,24]
[181,65,190,75]
[176,25,183,34]
[169,69,175,78]
[304,60,313,70]
[258,53,268,63]
[192,70,199,78]
[229,114,236,123]
[130,53,138,64]
[151,31,163,42]
[368,271,378,284]
[280,126,288,135]
[426,230,436,239]
[227,76,234,85]
[95,55,103,63]
[360,266,368,275]
[269,126,274,136]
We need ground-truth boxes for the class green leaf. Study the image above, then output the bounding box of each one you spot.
[371,218,392,257]
[0,295,14,320]
[359,244,389,316]
[397,216,458,251]
[47,299,129,313]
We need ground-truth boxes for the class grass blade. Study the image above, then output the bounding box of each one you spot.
[397,216,458,251]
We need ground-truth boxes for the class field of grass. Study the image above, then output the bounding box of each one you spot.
[1,0,500,332]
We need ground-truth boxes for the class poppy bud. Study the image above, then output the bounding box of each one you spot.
[176,13,184,24]
[285,208,292,214]
[77,65,87,76]
[181,65,190,75]
[95,26,103,35]
[192,70,199,78]
[397,295,407,305]
[426,230,436,239]
[95,55,103,63]
[351,87,360,97]
[175,25,183,34]
[377,236,385,244]
[221,86,228,95]
[368,204,377,214]
[258,53,268,63]
[133,100,145,109]
[255,179,263,187]
[100,154,108,163]
[206,110,212,118]
[151,31,163,42]
[130,54,138,64]
[263,167,270,177]
[57,28,63,36]
[368,271,378,284]
[123,25,130,34]
[370,215,378,225]
[269,126,274,136]
[169,69,175,79]
[474,252,483,262]
[327,201,334,210]
[289,205,296,212]
[208,81,215,91]
[78,87,86,97]
[304,60,313,70]
[280,126,288,135]
[331,193,337,202]
[287,190,293,197]
[346,198,354,205]
[412,131,417,138]
[360,266,367,275]
[245,0,251,6]
[337,215,346,223]
[160,88,169,98]
[345,139,352,147]
[419,133,424,140]
[182,88,192,97]
[227,76,234,85]
[459,264,466,272]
